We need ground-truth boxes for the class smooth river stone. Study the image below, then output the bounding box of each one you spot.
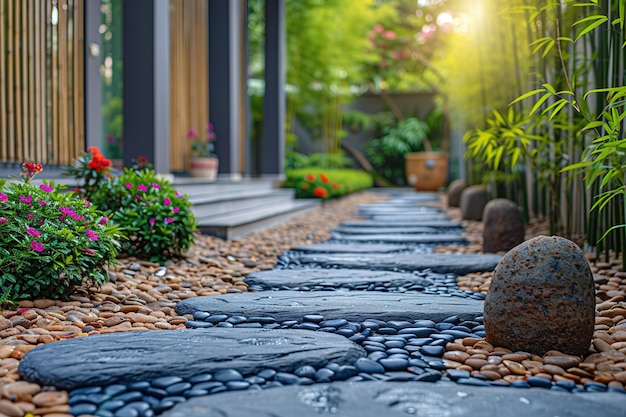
[340,219,463,229]
[161,381,626,417]
[283,253,502,275]
[18,328,365,390]
[289,243,410,254]
[332,226,439,235]
[329,233,467,245]
[245,269,434,289]
[176,291,484,323]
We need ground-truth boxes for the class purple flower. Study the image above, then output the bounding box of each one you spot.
[99,216,108,225]
[165,217,174,224]
[125,183,132,189]
[60,207,74,216]
[30,240,45,253]
[135,194,142,200]
[26,227,41,237]
[163,198,171,206]
[149,218,156,226]
[0,193,7,202]
[83,248,96,256]
[0,217,7,224]
[39,184,53,193]
[137,184,148,192]
[173,207,180,214]
[152,183,161,190]
[85,229,99,241]
[84,201,92,207]
[27,214,35,220]
[39,200,47,206]
[19,195,32,204]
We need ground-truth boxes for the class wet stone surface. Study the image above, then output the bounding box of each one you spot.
[332,226,441,235]
[289,242,411,254]
[276,253,502,275]
[18,328,365,390]
[161,380,626,417]
[340,219,463,229]
[329,232,468,245]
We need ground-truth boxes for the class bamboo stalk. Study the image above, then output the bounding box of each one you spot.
[27,1,36,161]
[0,0,7,160]
[37,0,45,162]
[7,0,15,161]
[75,0,85,155]
[58,0,68,164]
[14,0,23,160]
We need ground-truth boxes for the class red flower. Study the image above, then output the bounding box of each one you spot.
[305,174,316,183]
[300,183,309,190]
[319,173,330,184]
[313,187,328,198]
[88,153,112,173]
[87,146,102,156]
[331,182,339,189]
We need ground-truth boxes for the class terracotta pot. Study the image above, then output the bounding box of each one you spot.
[405,152,448,191]
[191,157,219,180]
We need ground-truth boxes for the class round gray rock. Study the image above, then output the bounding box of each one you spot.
[482,198,525,253]
[447,179,466,207]
[484,235,595,356]
[459,185,488,220]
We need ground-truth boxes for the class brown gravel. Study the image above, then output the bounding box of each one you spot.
[1,190,626,416]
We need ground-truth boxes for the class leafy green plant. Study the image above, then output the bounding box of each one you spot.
[284,168,373,199]
[366,116,431,185]
[90,168,197,263]
[0,163,124,301]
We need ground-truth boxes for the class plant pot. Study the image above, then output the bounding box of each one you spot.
[191,157,219,180]
[405,151,448,191]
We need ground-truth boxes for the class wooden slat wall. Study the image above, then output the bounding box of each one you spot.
[169,0,209,172]
[0,0,84,166]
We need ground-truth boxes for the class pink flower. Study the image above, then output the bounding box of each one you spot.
[26,227,41,237]
[27,214,35,220]
[0,193,7,202]
[382,30,396,40]
[84,201,92,207]
[39,184,54,193]
[99,216,108,224]
[125,183,132,189]
[85,229,99,241]
[137,184,148,192]
[39,200,47,206]
[19,195,32,204]
[30,240,45,253]
[0,217,7,224]
[173,207,180,214]
[149,218,156,226]
[152,183,161,190]
[373,23,384,33]
[188,129,198,138]
[60,207,74,216]
[165,217,174,224]
[83,248,96,256]
[163,198,171,206]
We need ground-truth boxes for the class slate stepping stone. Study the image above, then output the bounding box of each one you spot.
[332,226,439,235]
[340,220,463,229]
[18,328,365,390]
[285,253,502,275]
[330,232,467,245]
[290,243,410,254]
[161,381,626,417]
[370,215,450,222]
[358,208,443,217]
[244,269,434,289]
[176,291,484,323]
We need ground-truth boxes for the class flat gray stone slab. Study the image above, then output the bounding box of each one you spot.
[370,215,449,222]
[287,253,502,275]
[176,291,484,323]
[290,243,410,253]
[245,268,434,288]
[333,226,439,234]
[18,328,364,390]
[162,381,626,417]
[341,219,463,229]
[358,208,443,216]
[330,232,467,245]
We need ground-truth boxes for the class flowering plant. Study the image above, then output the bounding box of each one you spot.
[297,172,340,199]
[89,168,197,263]
[190,122,217,158]
[0,163,124,301]
[63,146,113,200]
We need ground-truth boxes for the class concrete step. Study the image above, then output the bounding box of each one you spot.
[189,188,296,218]
[195,198,321,240]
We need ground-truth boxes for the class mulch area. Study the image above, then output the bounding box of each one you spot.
[1,190,626,416]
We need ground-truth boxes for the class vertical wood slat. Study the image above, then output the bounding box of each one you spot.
[49,0,58,164]
[7,0,14,160]
[58,0,68,164]
[36,0,45,162]
[27,1,36,161]
[0,0,6,159]
[13,0,22,160]
[75,0,84,157]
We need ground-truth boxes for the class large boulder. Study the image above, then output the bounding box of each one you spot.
[459,185,488,221]
[482,199,525,253]
[447,179,467,207]
[484,236,595,356]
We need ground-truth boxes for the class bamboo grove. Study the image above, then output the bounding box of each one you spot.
[449,0,626,266]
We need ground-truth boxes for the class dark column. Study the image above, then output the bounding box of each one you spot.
[261,0,285,178]
[122,0,170,173]
[84,0,102,149]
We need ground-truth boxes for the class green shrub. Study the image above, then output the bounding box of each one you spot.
[90,168,197,263]
[284,168,373,199]
[0,163,124,301]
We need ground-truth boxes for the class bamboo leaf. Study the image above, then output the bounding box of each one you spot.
[529,92,552,116]
[573,15,608,41]
[542,39,556,57]
[510,88,546,106]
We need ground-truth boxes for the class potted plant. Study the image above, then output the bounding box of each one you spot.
[190,122,219,180]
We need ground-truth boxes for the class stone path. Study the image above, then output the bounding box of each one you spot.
[16,191,626,416]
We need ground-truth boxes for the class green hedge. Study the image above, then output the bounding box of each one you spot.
[284,169,373,199]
